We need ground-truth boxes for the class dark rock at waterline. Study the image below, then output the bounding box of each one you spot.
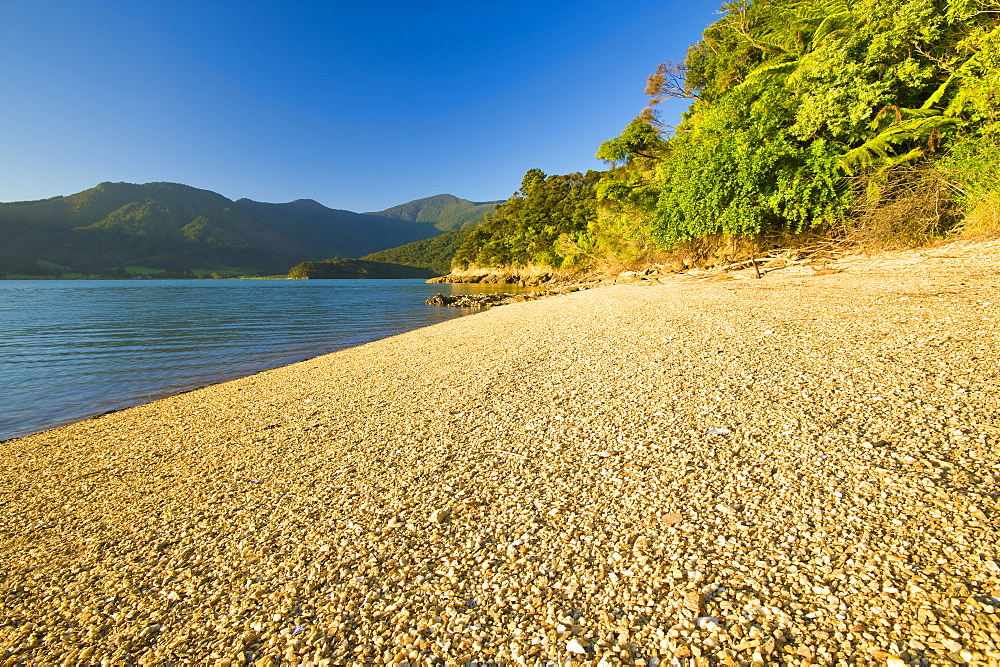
[425,291,558,308]
[426,293,449,305]
[425,280,601,309]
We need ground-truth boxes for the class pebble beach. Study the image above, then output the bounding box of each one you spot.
[1,240,999,666]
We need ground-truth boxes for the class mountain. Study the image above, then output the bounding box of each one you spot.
[0,182,446,277]
[366,194,502,232]
[360,227,473,276]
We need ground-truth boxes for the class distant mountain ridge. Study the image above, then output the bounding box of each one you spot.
[0,182,492,277]
[367,194,502,231]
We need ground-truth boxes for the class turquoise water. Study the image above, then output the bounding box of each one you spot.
[0,279,505,441]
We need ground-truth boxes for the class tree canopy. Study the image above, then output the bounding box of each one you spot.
[452,170,601,269]
[452,0,998,270]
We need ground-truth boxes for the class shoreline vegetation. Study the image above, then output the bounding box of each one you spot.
[2,238,998,664]
[390,0,1000,292]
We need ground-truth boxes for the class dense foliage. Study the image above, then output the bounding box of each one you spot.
[452,0,998,269]
[287,258,435,279]
[599,0,1000,247]
[451,170,601,269]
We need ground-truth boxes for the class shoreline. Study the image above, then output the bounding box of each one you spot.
[0,279,526,443]
[1,239,998,664]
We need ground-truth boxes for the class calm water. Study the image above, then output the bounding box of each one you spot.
[0,279,516,441]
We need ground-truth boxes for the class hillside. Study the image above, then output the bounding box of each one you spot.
[286,257,436,279]
[0,182,445,278]
[366,194,502,231]
[360,227,473,275]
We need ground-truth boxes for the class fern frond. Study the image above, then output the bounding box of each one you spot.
[921,72,961,110]
[840,116,963,174]
[814,12,852,42]
[869,107,941,131]
[747,59,799,79]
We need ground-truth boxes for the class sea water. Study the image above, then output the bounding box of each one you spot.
[0,279,513,441]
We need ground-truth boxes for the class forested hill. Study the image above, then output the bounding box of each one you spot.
[367,194,503,231]
[0,182,446,278]
[361,227,473,276]
[449,0,1000,272]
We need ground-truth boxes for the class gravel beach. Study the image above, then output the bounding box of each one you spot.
[1,239,998,666]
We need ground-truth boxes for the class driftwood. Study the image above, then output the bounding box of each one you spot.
[712,241,850,278]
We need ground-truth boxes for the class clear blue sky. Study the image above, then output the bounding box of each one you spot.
[0,0,721,212]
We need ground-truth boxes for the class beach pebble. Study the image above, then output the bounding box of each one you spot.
[695,617,723,630]
[430,507,451,523]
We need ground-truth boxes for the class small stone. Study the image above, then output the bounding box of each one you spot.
[430,507,451,524]
[695,617,723,630]
[886,657,906,667]
[942,638,963,652]
[566,638,587,654]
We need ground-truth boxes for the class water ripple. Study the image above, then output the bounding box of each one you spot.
[0,279,506,441]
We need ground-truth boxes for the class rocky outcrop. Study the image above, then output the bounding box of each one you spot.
[427,271,554,286]
[425,290,567,308]
[426,267,677,309]
[426,263,584,287]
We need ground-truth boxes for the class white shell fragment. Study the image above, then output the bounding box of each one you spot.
[695,616,723,630]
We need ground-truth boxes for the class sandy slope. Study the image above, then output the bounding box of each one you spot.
[1,239,998,666]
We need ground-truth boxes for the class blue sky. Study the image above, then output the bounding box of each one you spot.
[0,0,721,212]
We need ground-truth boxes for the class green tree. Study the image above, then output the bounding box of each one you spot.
[452,170,602,269]
[596,0,999,247]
